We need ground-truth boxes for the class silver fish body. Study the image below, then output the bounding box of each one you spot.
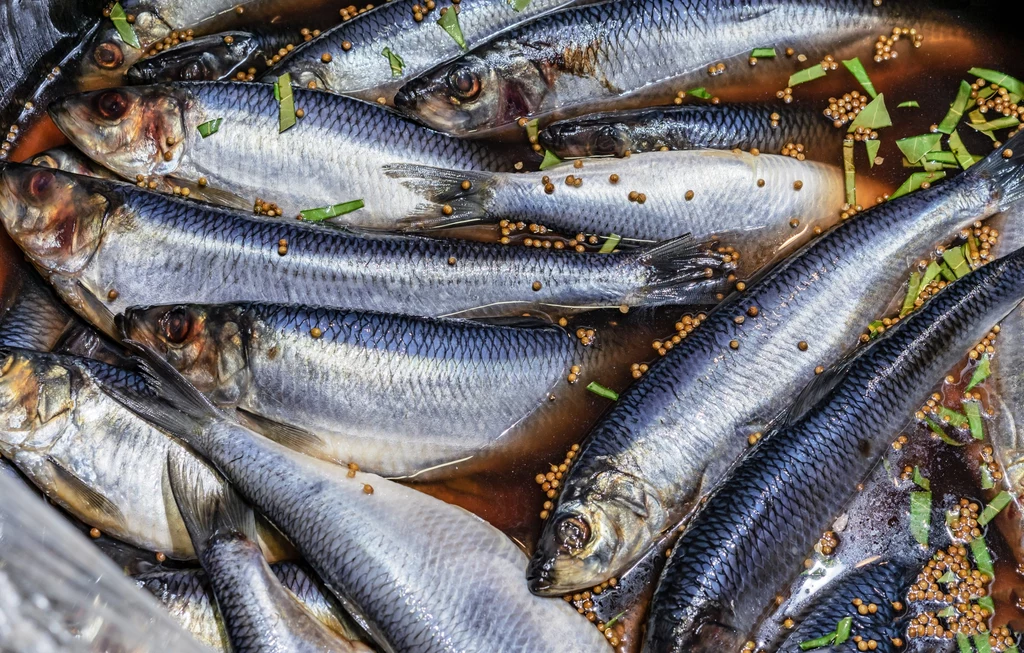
[0,165,728,335]
[122,302,601,477]
[270,0,608,105]
[393,0,949,135]
[645,245,1024,652]
[525,134,1024,596]
[137,562,371,653]
[49,82,516,228]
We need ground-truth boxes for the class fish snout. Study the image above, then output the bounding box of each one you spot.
[393,80,425,113]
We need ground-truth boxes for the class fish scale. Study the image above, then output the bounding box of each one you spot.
[645,248,1024,650]
[526,133,1024,598]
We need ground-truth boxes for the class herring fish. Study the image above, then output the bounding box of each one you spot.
[137,562,371,653]
[166,456,371,652]
[110,357,613,653]
[392,0,950,136]
[0,164,728,335]
[48,82,517,226]
[525,133,1024,597]
[127,30,277,84]
[0,460,208,653]
[538,104,836,159]
[644,245,1024,652]
[269,0,608,106]
[390,150,850,277]
[0,348,286,560]
[28,146,118,180]
[121,302,603,478]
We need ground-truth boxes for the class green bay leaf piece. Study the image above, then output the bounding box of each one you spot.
[848,94,892,132]
[937,81,972,134]
[897,133,942,164]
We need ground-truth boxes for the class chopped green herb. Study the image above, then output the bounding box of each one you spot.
[1007,645,1020,653]
[525,118,539,142]
[586,382,618,401]
[848,94,891,132]
[897,133,942,164]
[843,139,856,206]
[937,605,957,618]
[751,48,776,58]
[539,149,562,170]
[603,610,627,628]
[898,101,921,108]
[957,632,973,653]
[687,87,713,100]
[977,596,995,614]
[889,170,945,201]
[918,159,950,172]
[833,617,852,645]
[599,234,621,254]
[799,617,853,651]
[788,65,828,88]
[922,260,943,289]
[799,633,835,651]
[924,151,958,165]
[967,354,991,391]
[196,118,223,138]
[925,415,964,446]
[940,406,969,428]
[273,80,280,101]
[979,491,1012,526]
[910,490,931,546]
[969,116,1021,133]
[969,108,988,125]
[975,633,994,653]
[865,139,881,167]
[964,400,984,441]
[900,271,921,317]
[276,73,296,133]
[299,199,365,222]
[949,131,976,170]
[913,466,930,490]
[109,2,141,49]
[938,81,972,134]
[982,465,995,490]
[968,67,1024,97]
[843,57,877,98]
[943,246,970,279]
[939,262,957,283]
[437,9,467,50]
[868,320,885,338]
[381,47,405,77]
[977,86,997,101]
[508,0,530,11]
[970,536,994,577]
[938,570,957,584]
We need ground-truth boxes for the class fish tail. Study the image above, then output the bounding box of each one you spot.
[166,450,256,557]
[384,163,495,230]
[970,131,1024,210]
[631,234,734,306]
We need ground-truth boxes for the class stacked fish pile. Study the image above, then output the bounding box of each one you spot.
[2,1,1024,652]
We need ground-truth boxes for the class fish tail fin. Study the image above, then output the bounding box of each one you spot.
[384,164,496,230]
[166,450,256,557]
[969,131,1024,210]
[632,234,734,305]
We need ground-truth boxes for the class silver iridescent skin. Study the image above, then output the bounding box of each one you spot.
[122,302,602,478]
[112,363,612,653]
[645,246,1024,652]
[526,134,1024,596]
[137,562,371,653]
[393,0,947,136]
[0,165,729,336]
[270,0,607,106]
[48,82,514,228]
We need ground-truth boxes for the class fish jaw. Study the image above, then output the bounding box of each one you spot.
[49,85,189,180]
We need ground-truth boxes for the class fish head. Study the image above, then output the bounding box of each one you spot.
[539,120,633,158]
[120,304,249,406]
[49,85,189,180]
[0,350,74,455]
[394,45,543,135]
[527,470,659,594]
[28,148,113,179]
[127,33,261,84]
[74,11,173,91]
[0,164,109,276]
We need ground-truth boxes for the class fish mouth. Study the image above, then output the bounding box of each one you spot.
[525,558,554,594]
[392,80,424,113]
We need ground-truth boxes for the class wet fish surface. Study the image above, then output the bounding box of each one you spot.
[270,0,608,105]
[0,164,728,333]
[526,134,1024,597]
[137,562,370,653]
[538,104,836,159]
[113,357,614,653]
[392,0,950,135]
[122,302,603,477]
[49,82,519,226]
[644,245,1024,652]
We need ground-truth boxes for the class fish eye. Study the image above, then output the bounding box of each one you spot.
[159,308,193,344]
[93,42,124,69]
[554,515,591,553]
[447,65,481,101]
[93,91,129,121]
[24,170,55,201]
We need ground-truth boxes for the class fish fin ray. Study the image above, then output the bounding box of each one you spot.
[384,164,494,230]
[772,346,871,432]
[43,455,126,527]
[166,449,255,557]
[235,409,333,462]
[970,131,1024,210]
[632,234,735,305]
[166,177,253,212]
